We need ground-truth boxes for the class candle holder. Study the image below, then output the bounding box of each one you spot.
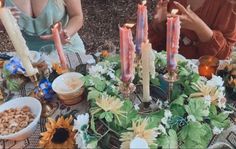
[163,70,178,102]
[132,84,168,115]
[119,82,136,99]
[198,55,219,79]
[29,75,54,117]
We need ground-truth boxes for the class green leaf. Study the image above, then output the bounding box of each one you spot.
[99,112,106,119]
[201,124,213,147]
[156,129,177,149]
[93,78,106,91]
[210,112,230,128]
[179,122,210,148]
[87,90,102,100]
[209,105,217,115]
[104,112,113,122]
[150,78,160,86]
[185,98,209,121]
[172,94,187,105]
[170,104,186,117]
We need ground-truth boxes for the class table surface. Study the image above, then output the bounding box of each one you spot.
[0,52,236,149]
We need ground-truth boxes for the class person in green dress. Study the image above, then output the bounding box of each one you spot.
[0,0,85,53]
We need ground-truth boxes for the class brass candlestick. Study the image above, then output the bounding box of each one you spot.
[119,82,136,99]
[29,74,54,117]
[163,70,178,102]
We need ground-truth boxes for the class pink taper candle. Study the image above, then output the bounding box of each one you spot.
[120,25,135,83]
[52,23,68,69]
[166,10,181,72]
[136,0,148,54]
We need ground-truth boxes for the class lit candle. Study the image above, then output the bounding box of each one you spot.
[0,1,38,76]
[166,9,181,72]
[136,0,148,55]
[119,24,135,83]
[51,22,68,70]
[141,41,152,102]
[198,55,219,79]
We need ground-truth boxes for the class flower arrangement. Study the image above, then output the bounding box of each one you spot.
[78,52,231,148]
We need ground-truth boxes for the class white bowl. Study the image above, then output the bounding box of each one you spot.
[52,72,85,105]
[0,97,42,141]
[52,72,84,95]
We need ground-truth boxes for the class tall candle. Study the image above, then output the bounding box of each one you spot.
[136,0,148,55]
[51,23,68,70]
[119,25,135,83]
[166,10,180,72]
[141,41,152,102]
[0,2,38,76]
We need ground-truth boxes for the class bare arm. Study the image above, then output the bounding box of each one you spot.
[64,0,83,37]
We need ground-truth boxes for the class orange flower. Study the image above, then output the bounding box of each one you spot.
[101,50,109,57]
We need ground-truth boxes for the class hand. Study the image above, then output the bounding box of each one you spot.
[40,22,71,44]
[153,0,169,23]
[173,1,213,42]
[9,7,21,20]
[173,1,204,31]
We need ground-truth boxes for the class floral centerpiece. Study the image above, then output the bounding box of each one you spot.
[79,52,232,149]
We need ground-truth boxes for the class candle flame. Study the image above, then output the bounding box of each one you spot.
[171,9,179,15]
[124,23,135,28]
[142,0,147,5]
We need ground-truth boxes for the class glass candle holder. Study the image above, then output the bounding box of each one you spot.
[198,55,219,79]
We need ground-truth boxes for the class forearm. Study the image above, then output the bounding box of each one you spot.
[64,15,83,37]
[194,21,213,43]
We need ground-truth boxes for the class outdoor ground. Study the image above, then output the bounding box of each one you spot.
[0,0,156,53]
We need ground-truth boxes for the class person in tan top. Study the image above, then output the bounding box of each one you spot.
[149,0,236,59]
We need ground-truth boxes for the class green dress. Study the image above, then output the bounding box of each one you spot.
[5,0,85,53]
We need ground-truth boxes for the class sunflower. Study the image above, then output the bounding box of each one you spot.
[120,119,158,149]
[39,116,75,149]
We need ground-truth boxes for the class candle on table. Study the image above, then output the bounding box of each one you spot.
[51,22,68,70]
[0,1,38,76]
[198,55,219,79]
[119,24,135,83]
[166,9,181,72]
[136,0,148,55]
[141,41,152,102]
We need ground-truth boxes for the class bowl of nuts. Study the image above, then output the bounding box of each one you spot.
[0,97,42,141]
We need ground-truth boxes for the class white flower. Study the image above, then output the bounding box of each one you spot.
[157,124,167,135]
[164,110,172,118]
[74,133,84,148]
[161,110,172,128]
[187,115,196,122]
[213,127,223,135]
[223,110,234,114]
[217,97,226,109]
[88,65,106,76]
[107,70,116,80]
[134,104,140,111]
[204,95,212,106]
[207,75,224,87]
[150,100,163,110]
[74,113,89,131]
[161,117,169,128]
[130,137,149,149]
